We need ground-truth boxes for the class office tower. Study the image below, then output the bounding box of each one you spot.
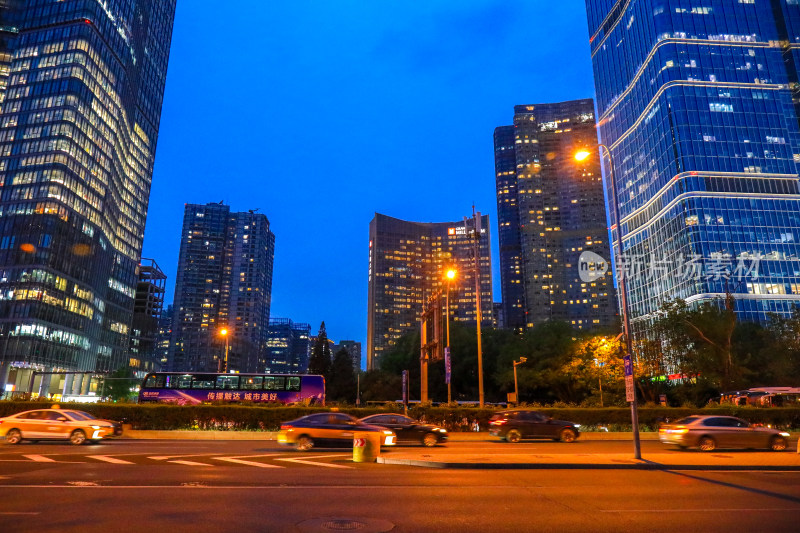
[585,1,800,339]
[333,340,362,372]
[265,318,311,374]
[0,1,177,394]
[129,258,166,377]
[156,304,173,370]
[495,101,618,332]
[169,203,275,373]
[367,213,493,370]
[492,302,505,330]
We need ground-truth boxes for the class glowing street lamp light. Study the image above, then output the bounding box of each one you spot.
[574,146,641,460]
[219,328,230,373]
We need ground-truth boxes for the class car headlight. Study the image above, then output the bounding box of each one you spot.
[573,424,581,429]
[779,432,790,437]
[435,428,447,433]
[91,425,102,429]
[383,430,393,435]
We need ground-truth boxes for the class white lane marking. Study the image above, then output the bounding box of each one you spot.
[212,455,284,468]
[88,455,135,465]
[148,454,216,460]
[169,460,213,467]
[23,455,56,463]
[274,454,353,469]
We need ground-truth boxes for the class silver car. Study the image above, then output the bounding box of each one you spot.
[659,415,790,452]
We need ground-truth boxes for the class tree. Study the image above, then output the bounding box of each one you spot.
[308,321,331,376]
[100,367,139,402]
[328,348,357,403]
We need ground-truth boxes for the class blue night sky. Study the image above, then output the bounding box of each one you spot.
[142,1,597,365]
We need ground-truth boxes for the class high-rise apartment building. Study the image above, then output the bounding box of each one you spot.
[265,318,311,374]
[367,213,493,370]
[495,101,617,332]
[585,1,800,338]
[0,1,176,394]
[169,203,275,373]
[129,258,166,378]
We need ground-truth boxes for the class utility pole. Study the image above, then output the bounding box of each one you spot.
[467,207,485,408]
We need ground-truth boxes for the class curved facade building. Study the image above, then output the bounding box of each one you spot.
[0,1,176,393]
[367,213,493,370]
[586,1,800,339]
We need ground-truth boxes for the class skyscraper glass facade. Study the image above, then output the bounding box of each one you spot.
[169,203,275,373]
[367,213,493,370]
[265,318,311,375]
[0,1,176,393]
[586,0,800,338]
[495,100,618,332]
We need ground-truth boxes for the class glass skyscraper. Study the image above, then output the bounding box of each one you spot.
[0,1,176,394]
[169,203,275,374]
[495,100,618,332]
[265,318,311,375]
[586,1,800,339]
[367,213,493,371]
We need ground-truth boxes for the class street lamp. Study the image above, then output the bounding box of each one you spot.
[575,145,641,460]
[445,267,457,404]
[219,328,230,373]
[512,357,527,406]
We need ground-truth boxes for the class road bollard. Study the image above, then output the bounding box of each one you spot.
[353,431,381,462]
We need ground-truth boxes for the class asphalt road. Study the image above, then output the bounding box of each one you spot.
[1,439,799,532]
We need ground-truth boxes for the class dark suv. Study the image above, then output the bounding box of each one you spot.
[489,410,580,443]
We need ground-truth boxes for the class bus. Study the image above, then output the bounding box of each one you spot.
[138,372,325,406]
[718,387,800,407]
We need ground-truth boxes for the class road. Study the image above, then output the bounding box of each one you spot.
[1,439,799,532]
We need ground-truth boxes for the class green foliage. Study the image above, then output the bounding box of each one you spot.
[308,321,331,376]
[100,367,139,402]
[327,348,357,403]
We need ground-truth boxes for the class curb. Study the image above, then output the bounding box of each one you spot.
[375,457,800,471]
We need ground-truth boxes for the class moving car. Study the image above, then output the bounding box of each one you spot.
[359,413,448,447]
[488,410,580,443]
[1,408,122,445]
[659,415,790,452]
[277,412,396,451]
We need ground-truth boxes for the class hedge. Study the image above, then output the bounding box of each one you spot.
[2,401,799,431]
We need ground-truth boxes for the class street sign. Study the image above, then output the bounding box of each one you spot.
[625,376,635,402]
[623,354,633,377]
[507,392,517,404]
[444,347,451,385]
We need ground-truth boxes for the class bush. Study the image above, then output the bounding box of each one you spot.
[1,401,798,431]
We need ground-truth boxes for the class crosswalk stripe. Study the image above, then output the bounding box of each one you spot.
[169,460,213,467]
[275,454,353,469]
[23,455,55,463]
[212,457,283,468]
[88,455,134,465]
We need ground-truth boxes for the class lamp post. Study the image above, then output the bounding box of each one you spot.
[219,328,230,373]
[575,146,641,460]
[445,267,457,404]
[513,357,527,406]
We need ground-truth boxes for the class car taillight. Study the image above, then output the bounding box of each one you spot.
[490,419,506,425]
[280,424,293,430]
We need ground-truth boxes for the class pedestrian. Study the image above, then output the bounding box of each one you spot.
[472,418,479,432]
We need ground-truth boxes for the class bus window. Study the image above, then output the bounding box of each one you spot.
[144,374,164,388]
[286,376,300,391]
[191,375,216,389]
[264,376,285,391]
[241,376,263,390]
[216,375,239,390]
[165,374,192,389]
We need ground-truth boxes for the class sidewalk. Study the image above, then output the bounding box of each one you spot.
[377,433,800,471]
